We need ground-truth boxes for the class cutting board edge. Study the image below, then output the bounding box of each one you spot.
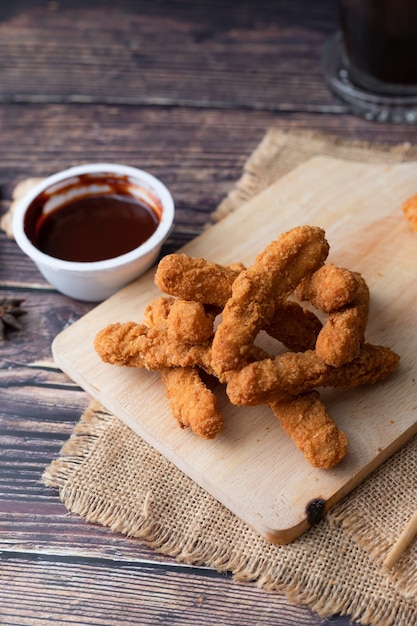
[52,338,417,545]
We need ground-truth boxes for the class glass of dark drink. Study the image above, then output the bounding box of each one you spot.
[323,0,417,123]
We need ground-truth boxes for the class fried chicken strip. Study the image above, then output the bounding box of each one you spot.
[315,272,369,367]
[161,366,223,439]
[94,321,214,372]
[226,343,400,406]
[144,296,223,437]
[211,225,330,376]
[145,296,215,342]
[155,254,242,307]
[269,391,348,469]
[167,299,215,343]
[295,263,359,313]
[94,319,271,377]
[145,296,215,344]
[143,295,174,327]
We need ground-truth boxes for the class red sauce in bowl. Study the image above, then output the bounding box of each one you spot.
[24,174,161,263]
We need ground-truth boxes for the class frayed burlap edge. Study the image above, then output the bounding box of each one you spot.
[43,400,112,490]
[213,128,417,222]
[43,400,417,626]
[328,434,417,598]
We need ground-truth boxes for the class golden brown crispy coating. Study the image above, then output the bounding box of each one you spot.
[94,321,214,372]
[94,319,270,381]
[211,226,330,376]
[155,254,242,307]
[161,366,223,439]
[145,296,215,344]
[226,343,400,406]
[295,263,359,313]
[315,272,369,367]
[402,193,417,233]
[264,300,322,352]
[167,299,215,344]
[155,253,322,353]
[143,295,174,327]
[144,296,222,438]
[269,391,348,469]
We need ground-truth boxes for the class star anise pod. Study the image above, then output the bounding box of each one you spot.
[0,297,27,340]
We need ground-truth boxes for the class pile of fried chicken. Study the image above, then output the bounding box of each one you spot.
[94,225,400,470]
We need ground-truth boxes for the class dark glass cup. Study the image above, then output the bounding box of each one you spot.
[323,0,417,122]
[339,0,417,95]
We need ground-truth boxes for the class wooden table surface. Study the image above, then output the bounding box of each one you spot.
[1,2,417,625]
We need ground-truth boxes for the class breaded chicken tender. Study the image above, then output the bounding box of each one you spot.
[94,321,214,372]
[145,296,215,343]
[143,295,175,327]
[155,254,242,307]
[226,343,400,406]
[269,391,348,469]
[211,226,330,376]
[94,320,267,377]
[167,299,215,344]
[315,272,369,367]
[295,263,359,313]
[144,296,223,438]
[161,366,223,439]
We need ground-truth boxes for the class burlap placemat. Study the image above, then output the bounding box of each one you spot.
[4,129,417,625]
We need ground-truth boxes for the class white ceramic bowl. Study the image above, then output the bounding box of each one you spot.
[12,163,175,301]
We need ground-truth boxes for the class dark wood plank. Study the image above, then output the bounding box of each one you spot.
[2,104,417,264]
[0,0,340,111]
[0,555,350,626]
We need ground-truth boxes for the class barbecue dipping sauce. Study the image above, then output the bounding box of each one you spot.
[24,175,161,263]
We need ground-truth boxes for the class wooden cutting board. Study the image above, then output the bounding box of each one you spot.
[52,156,417,544]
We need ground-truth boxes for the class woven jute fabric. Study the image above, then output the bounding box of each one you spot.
[13,129,417,625]
[212,128,417,222]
